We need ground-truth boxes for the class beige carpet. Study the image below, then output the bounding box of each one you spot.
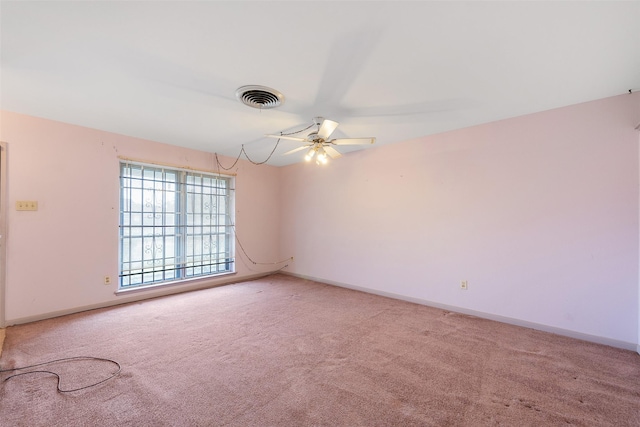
[1,274,639,426]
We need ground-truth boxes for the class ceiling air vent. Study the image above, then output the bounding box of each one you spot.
[235,85,284,109]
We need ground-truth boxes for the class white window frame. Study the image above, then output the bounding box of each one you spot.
[118,161,235,290]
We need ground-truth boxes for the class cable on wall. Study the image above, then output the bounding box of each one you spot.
[230,221,293,267]
[210,122,315,270]
[1,356,121,393]
[214,122,315,172]
[225,208,293,269]
[214,142,279,172]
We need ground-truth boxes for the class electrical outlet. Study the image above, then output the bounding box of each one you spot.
[460,280,468,290]
[16,201,38,211]
[104,276,111,285]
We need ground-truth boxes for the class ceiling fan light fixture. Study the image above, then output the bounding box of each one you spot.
[265,117,376,165]
[304,147,316,162]
[316,147,328,165]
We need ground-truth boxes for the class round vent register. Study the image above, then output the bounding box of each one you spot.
[235,85,284,109]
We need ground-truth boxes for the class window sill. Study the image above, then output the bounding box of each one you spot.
[114,271,237,296]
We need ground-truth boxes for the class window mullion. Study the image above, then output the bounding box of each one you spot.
[178,171,187,279]
[161,173,166,282]
[200,177,204,275]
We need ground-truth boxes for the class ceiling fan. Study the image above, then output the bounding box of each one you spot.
[265,117,375,165]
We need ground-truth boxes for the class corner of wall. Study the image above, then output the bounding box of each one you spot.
[637,115,640,355]
[636,90,640,354]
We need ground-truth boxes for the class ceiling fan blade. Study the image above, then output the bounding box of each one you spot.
[342,99,479,120]
[314,27,383,108]
[283,145,310,156]
[323,146,342,159]
[265,134,307,142]
[331,137,376,146]
[317,119,339,140]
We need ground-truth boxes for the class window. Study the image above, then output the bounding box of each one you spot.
[119,161,234,290]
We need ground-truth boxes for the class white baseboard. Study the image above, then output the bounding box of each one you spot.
[5,272,271,327]
[283,272,638,352]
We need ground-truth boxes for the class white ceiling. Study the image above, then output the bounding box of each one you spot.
[2,1,639,166]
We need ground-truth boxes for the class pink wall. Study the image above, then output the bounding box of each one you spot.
[2,94,639,348]
[280,94,640,347]
[0,110,281,323]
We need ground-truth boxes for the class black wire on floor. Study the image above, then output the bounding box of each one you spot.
[0,356,121,393]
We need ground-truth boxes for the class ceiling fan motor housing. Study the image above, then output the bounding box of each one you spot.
[307,132,323,143]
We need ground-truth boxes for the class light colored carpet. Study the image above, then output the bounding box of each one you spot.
[1,274,639,426]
